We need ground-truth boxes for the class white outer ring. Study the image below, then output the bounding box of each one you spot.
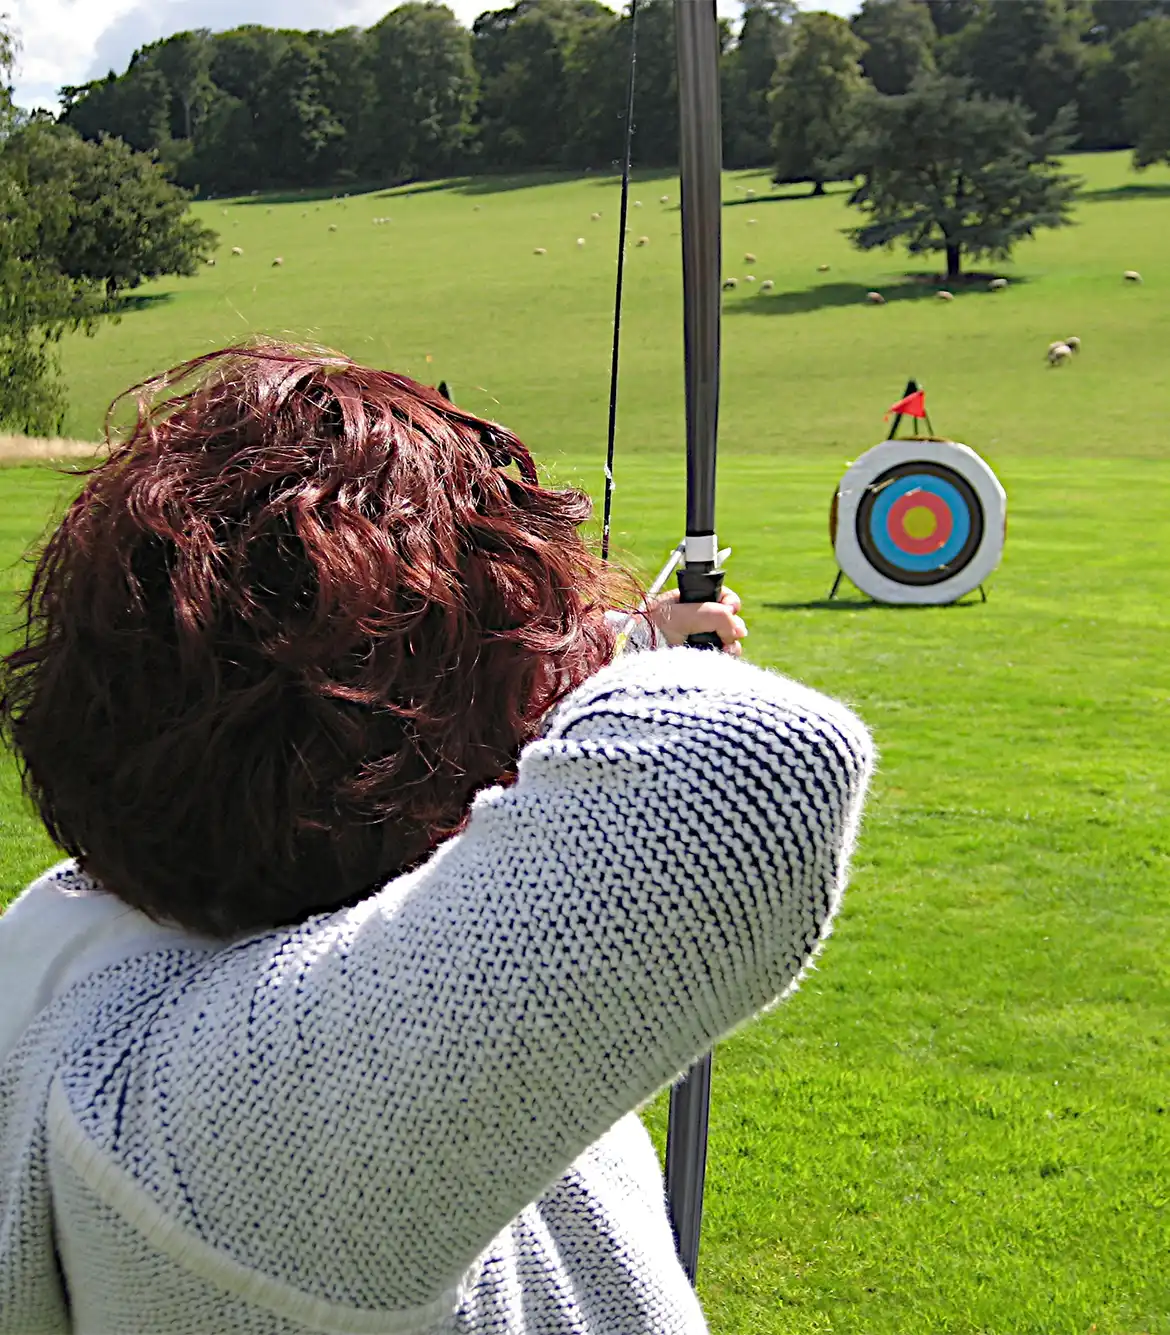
[834,439,1007,605]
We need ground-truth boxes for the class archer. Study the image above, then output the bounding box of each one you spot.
[0,342,872,1335]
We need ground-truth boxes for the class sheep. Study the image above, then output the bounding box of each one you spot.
[328,224,338,232]
[534,247,547,255]
[633,200,643,207]
[590,212,602,220]
[988,277,1008,291]
[747,218,758,226]
[231,246,243,256]
[866,291,885,305]
[1124,270,1142,282]
[636,236,650,246]
[744,252,757,263]
[659,194,669,203]
[745,188,756,198]
[817,264,830,272]
[205,257,217,267]
[1047,342,1073,366]
[937,290,954,301]
[577,237,586,247]
[473,204,481,211]
[1066,335,1081,352]
[759,279,774,292]
[722,277,738,290]
[272,257,284,267]
[744,274,756,283]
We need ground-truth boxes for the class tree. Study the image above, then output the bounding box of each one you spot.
[255,36,344,186]
[62,63,172,157]
[723,1,795,167]
[941,0,1088,131]
[769,12,867,195]
[473,2,603,169]
[839,73,1080,280]
[2,120,217,296]
[851,0,937,95]
[367,4,477,181]
[1128,15,1170,167]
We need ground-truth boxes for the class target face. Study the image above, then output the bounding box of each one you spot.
[833,440,1005,604]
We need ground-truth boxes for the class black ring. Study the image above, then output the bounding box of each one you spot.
[855,461,985,587]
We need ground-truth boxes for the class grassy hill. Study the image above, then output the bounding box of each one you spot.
[2,150,1168,1334]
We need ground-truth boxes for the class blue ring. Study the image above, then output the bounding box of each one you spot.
[868,474,971,572]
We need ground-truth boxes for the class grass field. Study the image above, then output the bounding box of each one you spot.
[3,150,1169,1334]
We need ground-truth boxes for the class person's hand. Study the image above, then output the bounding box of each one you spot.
[646,586,747,655]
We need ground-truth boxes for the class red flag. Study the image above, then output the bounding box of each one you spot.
[885,389,927,420]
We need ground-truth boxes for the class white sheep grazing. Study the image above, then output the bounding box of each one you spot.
[328,224,338,232]
[534,247,547,255]
[590,212,602,220]
[1048,342,1073,366]
[744,252,756,263]
[272,257,284,267]
[633,200,643,207]
[817,264,830,272]
[1124,270,1142,282]
[577,237,586,247]
[989,277,1008,291]
[867,291,885,305]
[759,279,774,292]
[231,246,243,256]
[722,277,738,290]
[206,257,216,267]
[659,194,669,203]
[747,217,758,225]
[1066,335,1081,352]
[937,290,954,301]
[744,274,756,282]
[745,188,756,198]
[636,236,649,246]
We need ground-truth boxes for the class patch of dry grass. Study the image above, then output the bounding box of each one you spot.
[0,435,104,464]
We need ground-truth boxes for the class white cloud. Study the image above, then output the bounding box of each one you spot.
[9,0,856,114]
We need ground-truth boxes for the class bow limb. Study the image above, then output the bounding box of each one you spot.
[664,0,724,1287]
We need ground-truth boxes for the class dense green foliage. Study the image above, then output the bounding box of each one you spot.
[2,149,1169,1335]
[0,16,214,433]
[51,0,1170,198]
[769,12,866,195]
[839,75,1080,278]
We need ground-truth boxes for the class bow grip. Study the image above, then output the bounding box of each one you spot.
[677,561,725,651]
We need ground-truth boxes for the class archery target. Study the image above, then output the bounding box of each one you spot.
[833,439,1006,604]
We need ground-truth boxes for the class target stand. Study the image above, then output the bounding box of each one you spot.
[828,436,1007,606]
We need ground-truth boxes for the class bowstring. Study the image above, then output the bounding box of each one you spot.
[601,0,640,565]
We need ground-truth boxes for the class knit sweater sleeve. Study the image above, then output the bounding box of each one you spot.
[57,648,873,1314]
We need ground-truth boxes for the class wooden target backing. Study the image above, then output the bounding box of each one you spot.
[832,439,1006,604]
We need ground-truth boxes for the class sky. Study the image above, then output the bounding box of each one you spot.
[8,0,858,114]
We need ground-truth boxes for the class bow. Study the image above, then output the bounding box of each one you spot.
[602,0,724,1282]
[664,0,725,1287]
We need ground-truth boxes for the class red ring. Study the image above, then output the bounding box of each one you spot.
[886,489,953,555]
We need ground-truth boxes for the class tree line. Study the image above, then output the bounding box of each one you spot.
[56,0,1170,197]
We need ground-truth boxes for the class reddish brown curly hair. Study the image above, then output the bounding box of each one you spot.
[0,343,628,937]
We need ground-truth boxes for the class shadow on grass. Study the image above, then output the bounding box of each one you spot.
[724,184,853,207]
[728,273,1028,316]
[1083,182,1170,202]
[765,597,982,611]
[113,292,174,313]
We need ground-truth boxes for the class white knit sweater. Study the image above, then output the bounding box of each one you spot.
[0,647,873,1335]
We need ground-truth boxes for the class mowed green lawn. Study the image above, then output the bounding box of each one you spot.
[3,150,1169,1334]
